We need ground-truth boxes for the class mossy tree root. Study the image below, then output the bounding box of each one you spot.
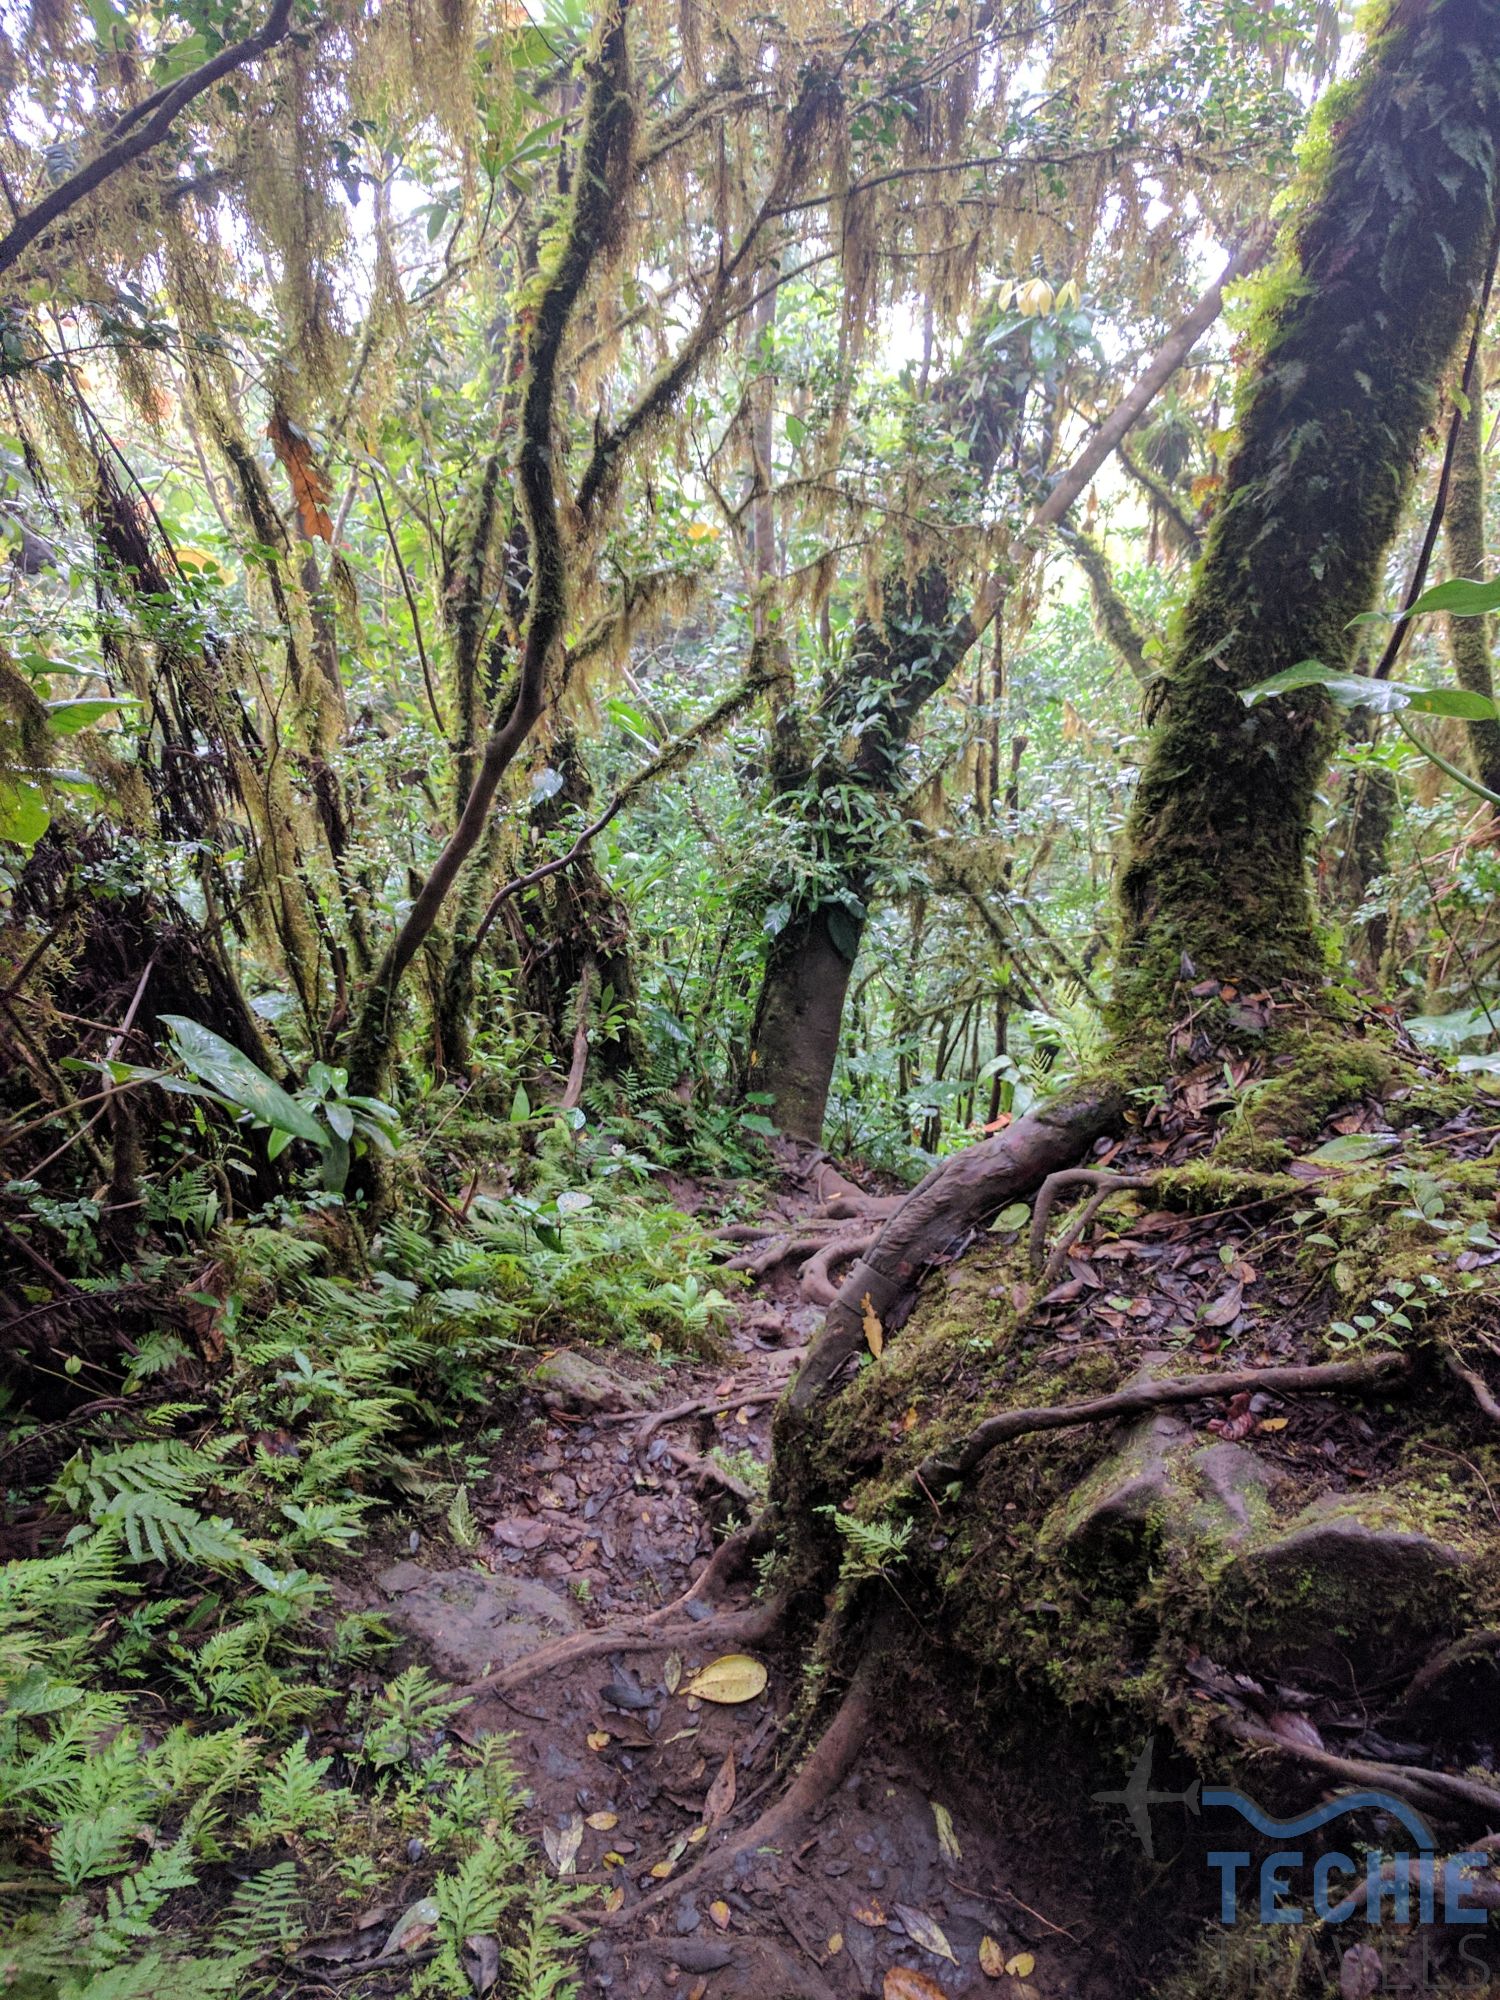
[911,1351,1410,1490]
[787,1079,1125,1413]
[1444,1349,1500,1424]
[602,1649,880,1932]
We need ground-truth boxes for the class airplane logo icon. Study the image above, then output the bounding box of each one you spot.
[1091,1736,1201,1860]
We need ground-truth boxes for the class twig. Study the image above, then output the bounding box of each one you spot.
[1224,1715,1500,1823]
[1446,1350,1500,1425]
[1028,1167,1151,1277]
[915,1351,1410,1488]
[369,464,445,735]
[1032,1172,1153,1292]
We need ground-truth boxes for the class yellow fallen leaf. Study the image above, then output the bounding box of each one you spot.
[709,1900,731,1930]
[600,1885,624,1914]
[1005,1952,1036,1978]
[603,1851,625,1867]
[1259,1416,1288,1432]
[650,1860,675,1879]
[587,1731,611,1751]
[930,1799,961,1865]
[979,1935,1004,1977]
[586,1812,617,1831]
[827,1932,843,1955]
[687,1824,707,1844]
[682,1654,768,1704]
[861,1291,884,1359]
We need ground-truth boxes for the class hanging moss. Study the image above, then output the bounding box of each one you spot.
[1116,0,1500,1027]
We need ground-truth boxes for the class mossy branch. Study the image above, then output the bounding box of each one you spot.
[344,0,636,1096]
[1056,522,1153,686]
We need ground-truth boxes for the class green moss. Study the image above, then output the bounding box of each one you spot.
[1214,1030,1396,1168]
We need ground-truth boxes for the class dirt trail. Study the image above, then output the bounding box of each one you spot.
[353,1170,1126,2000]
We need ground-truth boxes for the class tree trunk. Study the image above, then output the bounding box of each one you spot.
[748,901,861,1140]
[1118,0,1500,1016]
[1444,349,1500,798]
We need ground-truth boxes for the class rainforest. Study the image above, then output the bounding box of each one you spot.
[6,1,1500,1996]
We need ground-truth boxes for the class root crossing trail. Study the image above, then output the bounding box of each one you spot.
[355,1163,1103,2000]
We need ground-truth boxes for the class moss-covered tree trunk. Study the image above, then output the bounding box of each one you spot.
[1117,0,1500,1018]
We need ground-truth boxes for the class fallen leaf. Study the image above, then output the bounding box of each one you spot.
[852,1899,887,1927]
[893,1903,958,1965]
[862,1292,884,1359]
[709,1900,731,1930]
[827,1933,843,1954]
[587,1731,611,1751]
[1341,1942,1382,2000]
[979,1935,1004,1977]
[1006,1953,1036,1978]
[1268,1710,1324,1751]
[586,1811,618,1831]
[883,1971,952,2000]
[600,1885,624,1915]
[602,1851,625,1867]
[650,1859,675,1878]
[663,1652,683,1694]
[1259,1416,1288,1433]
[268,407,334,541]
[682,1654,768,1704]
[384,1898,439,1954]
[1200,1283,1244,1328]
[704,1749,737,1825]
[930,1800,961,1865]
[542,1814,583,1876]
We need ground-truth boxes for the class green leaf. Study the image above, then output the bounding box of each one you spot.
[45,696,137,735]
[509,1082,532,1124]
[0,775,48,847]
[1241,661,1497,720]
[325,1101,355,1143]
[159,1016,325,1145]
[1407,576,1500,618]
[1305,1133,1400,1164]
[739,1113,778,1137]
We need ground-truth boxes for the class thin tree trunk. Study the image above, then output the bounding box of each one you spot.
[1444,349,1500,798]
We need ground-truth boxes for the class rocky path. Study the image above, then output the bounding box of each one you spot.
[354,1209,1106,2000]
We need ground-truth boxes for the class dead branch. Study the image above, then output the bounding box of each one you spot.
[915,1351,1411,1489]
[1224,1716,1500,1825]
[1445,1350,1500,1425]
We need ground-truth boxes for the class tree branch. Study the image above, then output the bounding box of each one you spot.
[0,0,295,282]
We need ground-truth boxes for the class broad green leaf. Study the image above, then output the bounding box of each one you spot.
[1407,576,1500,618]
[45,696,136,735]
[1402,685,1499,719]
[509,1082,532,1124]
[1242,661,1497,720]
[160,1015,325,1144]
[0,775,48,847]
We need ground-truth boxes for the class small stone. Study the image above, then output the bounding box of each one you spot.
[530,1349,653,1414]
[675,1897,700,1934]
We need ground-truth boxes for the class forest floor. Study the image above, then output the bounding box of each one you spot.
[302,1167,1112,2000]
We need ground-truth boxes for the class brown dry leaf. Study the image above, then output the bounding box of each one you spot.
[1005,1952,1036,1978]
[709,1900,731,1931]
[1200,1283,1244,1328]
[585,1812,617,1831]
[704,1749,736,1825]
[883,1972,952,2000]
[893,1904,958,1965]
[600,1885,624,1915]
[979,1935,1004,1977]
[267,408,334,541]
[663,1653,683,1694]
[852,1899,887,1927]
[861,1291,884,1359]
[687,1983,708,2000]
[682,1654,767,1704]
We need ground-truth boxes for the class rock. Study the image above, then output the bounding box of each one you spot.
[529,1348,653,1414]
[674,1895,700,1933]
[1398,1629,1500,1743]
[374,1564,580,1680]
[1224,1493,1472,1675]
[667,1938,733,1972]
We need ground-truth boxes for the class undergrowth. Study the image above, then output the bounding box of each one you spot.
[0,1133,730,1997]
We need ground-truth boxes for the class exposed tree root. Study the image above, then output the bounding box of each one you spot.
[1028,1169,1154,1294]
[789,1080,1125,1411]
[1223,1715,1500,1827]
[913,1351,1410,1488]
[656,1442,759,1509]
[602,1649,880,1931]
[1445,1349,1500,1425]
[452,1590,788,1704]
[632,1386,783,1459]
[798,1228,881,1306]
